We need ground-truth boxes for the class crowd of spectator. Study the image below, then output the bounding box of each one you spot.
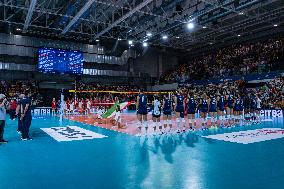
[176,76,283,110]
[161,38,284,83]
[256,77,284,109]
[0,80,38,99]
[74,82,140,102]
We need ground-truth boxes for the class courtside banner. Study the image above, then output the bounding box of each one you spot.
[260,109,283,118]
[41,126,107,142]
[203,128,284,144]
[32,107,52,116]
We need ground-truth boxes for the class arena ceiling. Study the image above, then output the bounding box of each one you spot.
[0,0,283,53]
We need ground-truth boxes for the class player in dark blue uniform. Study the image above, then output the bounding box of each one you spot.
[233,94,242,125]
[136,89,148,134]
[174,90,185,133]
[226,92,234,125]
[162,94,172,132]
[250,94,257,123]
[199,94,209,129]
[239,96,244,125]
[217,92,226,127]
[209,95,218,128]
[187,92,197,130]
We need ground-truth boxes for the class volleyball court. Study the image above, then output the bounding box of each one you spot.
[59,89,260,136]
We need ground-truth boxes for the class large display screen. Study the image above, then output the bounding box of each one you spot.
[38,47,83,74]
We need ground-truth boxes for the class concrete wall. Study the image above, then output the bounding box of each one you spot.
[147,83,178,91]
[133,47,179,78]
[0,33,132,65]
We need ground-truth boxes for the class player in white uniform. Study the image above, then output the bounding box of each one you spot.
[87,99,91,114]
[94,106,105,124]
[97,107,104,119]
[64,101,69,114]
[78,99,83,110]
[112,105,126,129]
[70,100,74,114]
[152,96,162,133]
[256,95,262,123]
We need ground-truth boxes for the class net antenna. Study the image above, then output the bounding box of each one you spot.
[59,88,64,123]
[74,80,77,102]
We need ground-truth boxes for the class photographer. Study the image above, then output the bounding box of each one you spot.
[9,98,17,120]
[0,94,9,144]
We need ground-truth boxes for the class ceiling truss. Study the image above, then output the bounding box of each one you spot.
[0,0,283,52]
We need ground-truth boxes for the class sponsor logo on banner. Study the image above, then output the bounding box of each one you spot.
[260,109,283,118]
[32,107,51,116]
[41,126,107,142]
[203,128,284,144]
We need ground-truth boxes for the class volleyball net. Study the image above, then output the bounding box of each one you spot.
[68,90,172,94]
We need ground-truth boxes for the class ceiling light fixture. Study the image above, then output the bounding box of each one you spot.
[162,35,168,40]
[143,42,148,47]
[187,22,195,30]
[146,32,152,37]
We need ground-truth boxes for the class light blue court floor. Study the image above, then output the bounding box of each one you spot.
[1,116,284,189]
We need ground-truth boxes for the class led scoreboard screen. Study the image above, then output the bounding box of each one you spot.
[38,48,83,74]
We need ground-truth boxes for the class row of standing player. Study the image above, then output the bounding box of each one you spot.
[51,98,115,113]
[136,90,261,134]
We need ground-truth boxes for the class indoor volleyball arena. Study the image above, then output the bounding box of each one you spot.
[0,0,284,189]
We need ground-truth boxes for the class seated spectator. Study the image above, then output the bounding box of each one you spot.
[160,38,283,83]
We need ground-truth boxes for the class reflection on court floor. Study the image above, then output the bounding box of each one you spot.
[1,116,284,189]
